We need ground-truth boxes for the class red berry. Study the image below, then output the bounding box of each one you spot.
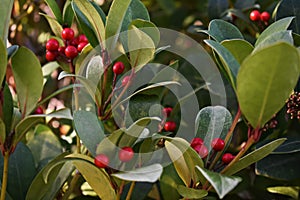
[162,107,173,117]
[191,137,204,148]
[65,46,78,59]
[194,144,208,159]
[78,34,88,43]
[58,46,66,54]
[250,10,261,21]
[164,121,176,132]
[94,154,110,168]
[61,28,75,40]
[34,106,43,114]
[70,37,79,47]
[222,153,235,164]
[46,38,59,51]
[211,138,225,151]
[77,42,88,52]
[118,147,134,162]
[260,11,270,22]
[46,51,57,61]
[113,61,125,74]
[122,75,131,86]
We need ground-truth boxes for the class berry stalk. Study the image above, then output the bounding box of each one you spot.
[0,152,9,200]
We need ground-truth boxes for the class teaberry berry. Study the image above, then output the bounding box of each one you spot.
[191,137,204,148]
[260,11,270,22]
[46,51,57,61]
[249,10,260,21]
[58,46,66,54]
[164,121,176,132]
[222,153,235,164]
[46,38,59,51]
[65,46,78,59]
[77,42,88,52]
[118,147,134,162]
[162,107,173,117]
[193,144,208,159]
[61,28,75,40]
[94,154,110,168]
[211,138,225,151]
[121,75,131,86]
[78,34,88,43]
[113,61,125,74]
[34,106,44,114]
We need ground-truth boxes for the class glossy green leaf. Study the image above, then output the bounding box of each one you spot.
[112,164,163,182]
[197,167,242,199]
[73,110,105,156]
[3,84,13,135]
[0,0,14,43]
[62,0,74,27]
[90,1,106,25]
[177,185,208,199]
[41,14,63,38]
[73,0,105,44]
[27,124,62,167]
[237,42,300,128]
[195,106,232,156]
[0,118,5,145]
[72,159,116,200]
[254,31,294,52]
[14,116,44,146]
[204,19,243,42]
[276,0,300,34]
[11,47,43,116]
[72,2,98,47]
[44,0,63,23]
[255,17,294,46]
[128,25,155,71]
[0,39,7,85]
[267,186,299,199]
[208,0,229,20]
[105,0,132,49]
[160,164,183,200]
[221,39,253,64]
[272,139,300,154]
[225,138,286,175]
[205,39,240,88]
[0,142,36,200]
[26,153,73,200]
[46,108,73,120]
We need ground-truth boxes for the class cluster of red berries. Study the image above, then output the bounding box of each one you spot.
[162,107,177,132]
[190,137,235,164]
[286,91,300,119]
[249,10,270,22]
[45,27,89,62]
[94,146,134,168]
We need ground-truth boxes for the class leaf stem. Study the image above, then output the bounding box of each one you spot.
[116,180,125,200]
[125,181,136,200]
[62,172,80,200]
[0,151,9,200]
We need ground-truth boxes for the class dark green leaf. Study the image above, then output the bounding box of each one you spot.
[0,39,7,85]
[234,0,255,10]
[90,1,106,25]
[0,142,36,200]
[237,42,300,127]
[272,139,300,154]
[73,110,105,156]
[62,0,74,27]
[0,0,14,43]
[0,119,5,145]
[160,164,183,200]
[11,47,43,116]
[27,124,62,167]
[196,166,242,199]
[112,164,163,182]
[204,19,243,42]
[44,0,63,23]
[221,39,253,64]
[208,0,229,20]
[205,39,239,88]
[73,0,105,44]
[195,106,232,156]
[275,0,300,34]
[3,84,13,135]
[255,17,294,46]
[26,153,73,200]
[156,0,176,15]
[41,14,63,38]
[225,138,286,175]
[177,185,208,199]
